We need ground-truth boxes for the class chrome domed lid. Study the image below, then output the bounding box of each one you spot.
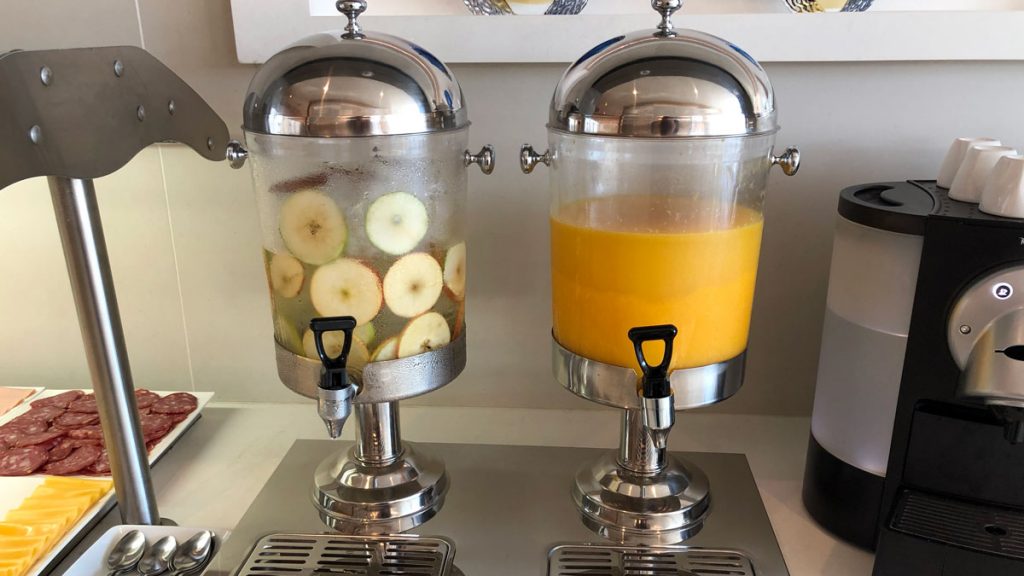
[550,0,777,138]
[243,1,466,137]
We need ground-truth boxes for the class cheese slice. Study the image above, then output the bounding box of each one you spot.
[0,546,36,561]
[0,524,33,537]
[0,559,29,576]
[3,511,76,533]
[0,475,112,576]
[0,536,48,557]
[30,487,106,500]
[15,496,94,513]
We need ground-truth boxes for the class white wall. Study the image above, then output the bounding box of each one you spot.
[2,0,1023,414]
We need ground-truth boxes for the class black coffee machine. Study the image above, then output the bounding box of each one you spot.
[862,181,1024,574]
[806,179,1024,573]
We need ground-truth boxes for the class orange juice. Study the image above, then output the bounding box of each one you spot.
[551,194,763,371]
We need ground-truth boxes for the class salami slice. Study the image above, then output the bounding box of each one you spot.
[68,425,104,440]
[11,405,64,425]
[43,445,101,475]
[141,415,172,442]
[87,449,110,475]
[151,392,198,415]
[30,390,84,409]
[0,446,47,476]
[48,439,75,462]
[14,429,66,448]
[167,412,190,425]
[67,395,98,413]
[68,438,103,448]
[0,420,47,444]
[54,411,100,428]
[135,389,161,409]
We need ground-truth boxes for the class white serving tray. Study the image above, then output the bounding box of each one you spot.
[0,389,213,576]
[63,524,221,576]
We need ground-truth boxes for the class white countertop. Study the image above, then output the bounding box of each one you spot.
[132,403,872,575]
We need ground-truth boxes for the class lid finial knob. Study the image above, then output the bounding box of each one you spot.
[652,0,682,37]
[337,0,367,39]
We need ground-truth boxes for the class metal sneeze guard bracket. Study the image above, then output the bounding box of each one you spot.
[0,46,241,524]
[0,46,232,188]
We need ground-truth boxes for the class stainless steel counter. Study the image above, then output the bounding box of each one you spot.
[213,440,788,576]
[49,404,875,575]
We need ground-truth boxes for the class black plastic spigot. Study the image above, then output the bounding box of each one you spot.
[628,324,677,399]
[310,316,358,439]
[310,316,356,390]
[628,324,678,451]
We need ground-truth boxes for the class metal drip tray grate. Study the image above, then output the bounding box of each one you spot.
[548,544,755,576]
[236,533,456,576]
[890,489,1024,559]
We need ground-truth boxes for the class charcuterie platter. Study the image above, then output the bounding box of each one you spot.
[0,389,212,576]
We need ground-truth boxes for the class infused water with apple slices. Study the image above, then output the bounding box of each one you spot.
[248,130,468,371]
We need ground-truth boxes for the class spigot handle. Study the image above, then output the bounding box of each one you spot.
[628,324,677,398]
[310,316,357,390]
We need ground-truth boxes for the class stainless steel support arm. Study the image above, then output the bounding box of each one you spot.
[0,47,243,526]
[49,176,158,525]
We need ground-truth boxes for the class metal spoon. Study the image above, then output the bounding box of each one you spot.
[106,530,146,575]
[137,535,177,576]
[170,531,215,575]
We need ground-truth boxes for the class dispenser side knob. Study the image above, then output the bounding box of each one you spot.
[465,145,495,175]
[520,144,550,174]
[771,147,801,176]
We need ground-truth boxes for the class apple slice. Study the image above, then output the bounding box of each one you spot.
[452,301,465,341]
[371,337,399,362]
[279,189,347,265]
[443,242,466,301]
[383,252,443,318]
[268,252,304,298]
[302,329,370,371]
[398,312,451,358]
[274,314,303,355]
[365,192,429,255]
[310,259,383,326]
[354,321,376,347]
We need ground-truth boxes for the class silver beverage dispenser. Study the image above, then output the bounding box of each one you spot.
[240,1,493,533]
[521,0,800,548]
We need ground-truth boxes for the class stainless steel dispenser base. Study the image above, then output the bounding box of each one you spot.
[573,452,710,545]
[314,442,449,534]
[282,331,467,535]
[552,338,742,544]
[213,442,789,576]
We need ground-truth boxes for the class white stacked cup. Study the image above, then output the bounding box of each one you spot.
[938,137,1000,189]
[948,144,1018,203]
[980,155,1024,218]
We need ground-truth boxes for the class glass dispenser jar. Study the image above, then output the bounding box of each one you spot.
[239,1,493,534]
[243,2,492,399]
[523,0,799,377]
[521,0,800,543]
